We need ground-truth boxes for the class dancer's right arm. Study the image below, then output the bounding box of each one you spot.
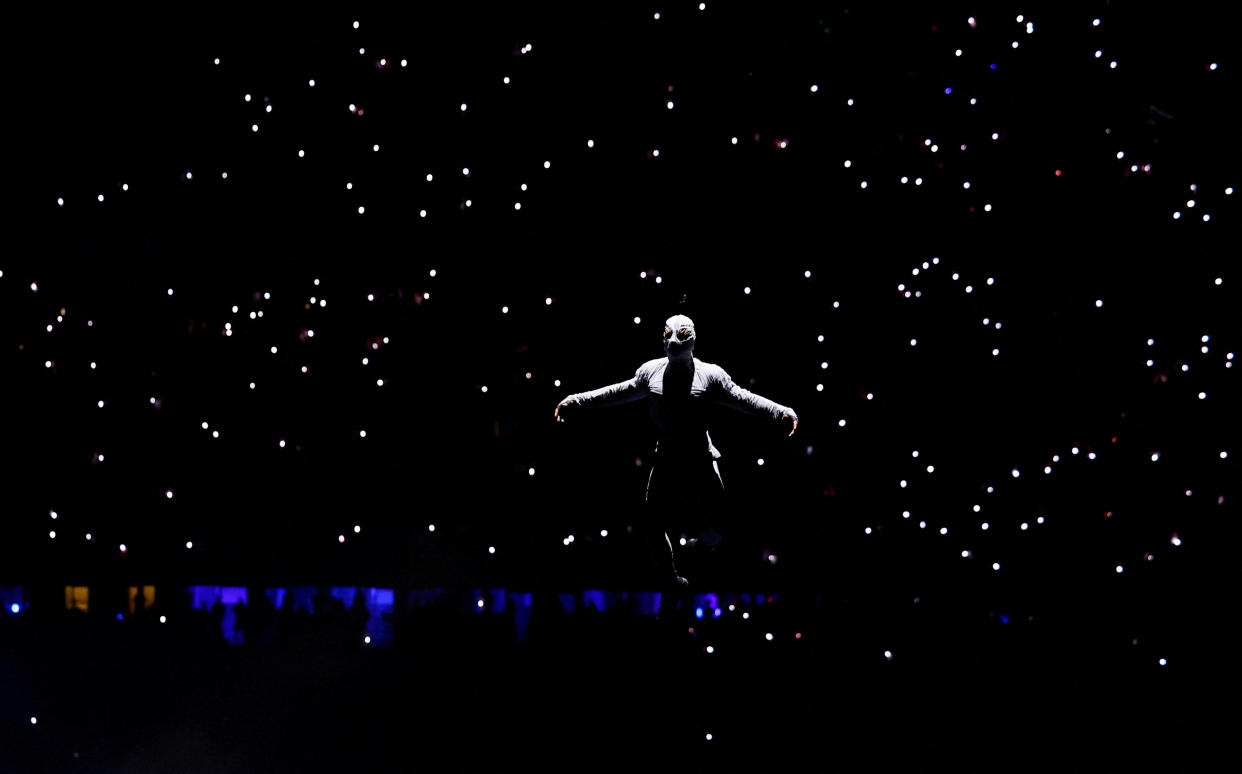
[554,365,651,422]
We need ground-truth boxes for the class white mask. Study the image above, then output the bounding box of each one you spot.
[662,314,696,361]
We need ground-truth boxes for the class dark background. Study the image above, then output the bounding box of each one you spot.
[1,3,1239,770]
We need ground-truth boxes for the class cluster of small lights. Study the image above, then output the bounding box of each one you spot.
[6,13,1232,731]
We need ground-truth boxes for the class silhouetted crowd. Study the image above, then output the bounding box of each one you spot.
[0,585,815,659]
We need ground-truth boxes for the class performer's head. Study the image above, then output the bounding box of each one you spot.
[663,314,696,362]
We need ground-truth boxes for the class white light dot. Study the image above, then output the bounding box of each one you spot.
[992,563,1001,571]
[544,160,551,169]
[926,465,934,474]
[359,430,367,438]
[1198,392,1207,400]
[838,419,846,427]
[1115,565,1124,574]
[1011,468,1020,478]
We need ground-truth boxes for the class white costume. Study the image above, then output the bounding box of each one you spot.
[556,315,798,597]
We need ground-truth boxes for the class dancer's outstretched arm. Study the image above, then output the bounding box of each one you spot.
[710,367,799,437]
[554,365,651,422]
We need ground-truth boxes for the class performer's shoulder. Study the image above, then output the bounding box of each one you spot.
[636,358,666,377]
[694,358,729,379]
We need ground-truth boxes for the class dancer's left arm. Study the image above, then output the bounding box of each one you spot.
[711,367,798,437]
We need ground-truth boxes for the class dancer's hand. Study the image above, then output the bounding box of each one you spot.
[783,414,798,437]
[555,400,577,423]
